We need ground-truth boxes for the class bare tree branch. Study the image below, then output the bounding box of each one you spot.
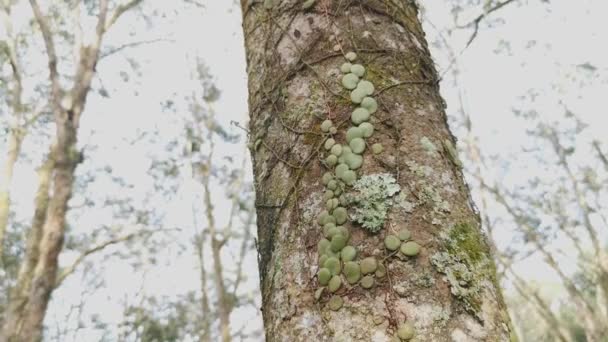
[592,140,608,171]
[28,0,61,103]
[54,230,151,288]
[100,38,171,59]
[458,0,518,49]
[105,0,144,31]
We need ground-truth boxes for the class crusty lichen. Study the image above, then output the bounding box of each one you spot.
[347,173,400,232]
[420,136,438,156]
[431,222,496,318]
[404,160,451,224]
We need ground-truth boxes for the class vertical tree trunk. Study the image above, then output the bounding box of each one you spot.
[240,1,513,341]
[0,153,53,341]
[0,0,113,339]
[0,132,22,257]
[201,143,232,342]
[0,7,25,257]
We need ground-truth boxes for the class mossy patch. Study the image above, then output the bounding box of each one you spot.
[431,222,496,318]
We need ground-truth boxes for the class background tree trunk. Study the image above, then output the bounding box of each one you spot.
[240,1,514,341]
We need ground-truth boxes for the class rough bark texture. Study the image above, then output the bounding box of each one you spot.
[240,1,513,341]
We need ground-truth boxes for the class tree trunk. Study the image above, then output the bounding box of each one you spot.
[0,132,22,258]
[240,1,514,341]
[0,153,53,341]
[201,142,232,342]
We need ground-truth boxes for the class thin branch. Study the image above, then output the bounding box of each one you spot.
[100,38,171,59]
[183,0,205,9]
[95,0,109,43]
[105,0,143,31]
[54,230,150,288]
[592,140,608,171]
[458,0,518,49]
[28,0,61,102]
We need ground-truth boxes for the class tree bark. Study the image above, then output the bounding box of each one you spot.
[240,1,513,341]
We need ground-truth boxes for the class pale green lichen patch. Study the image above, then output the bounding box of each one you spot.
[404,160,450,223]
[443,139,463,168]
[347,173,400,232]
[420,136,438,156]
[431,223,496,318]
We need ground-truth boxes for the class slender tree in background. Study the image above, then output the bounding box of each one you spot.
[0,1,49,260]
[0,1,143,341]
[241,0,513,340]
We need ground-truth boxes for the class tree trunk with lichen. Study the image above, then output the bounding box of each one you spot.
[241,1,514,341]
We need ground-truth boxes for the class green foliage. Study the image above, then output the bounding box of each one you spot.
[328,275,342,292]
[344,261,361,284]
[351,108,370,125]
[341,246,357,262]
[346,126,363,143]
[319,254,328,267]
[317,238,330,254]
[331,144,343,156]
[321,119,333,132]
[400,241,421,257]
[360,275,374,289]
[359,122,374,137]
[324,257,341,275]
[341,62,353,73]
[330,234,347,252]
[384,235,401,251]
[322,172,333,185]
[397,322,415,340]
[333,207,347,225]
[343,153,363,170]
[350,64,366,77]
[335,163,349,179]
[341,170,357,185]
[318,268,331,285]
[375,263,386,278]
[357,80,375,96]
[349,137,366,154]
[398,229,411,241]
[326,154,338,167]
[317,210,330,225]
[341,73,359,90]
[360,97,378,114]
[371,143,383,155]
[337,225,350,240]
[350,88,367,104]
[360,257,377,275]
